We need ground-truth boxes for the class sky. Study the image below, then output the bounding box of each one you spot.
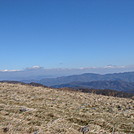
[0,0,134,70]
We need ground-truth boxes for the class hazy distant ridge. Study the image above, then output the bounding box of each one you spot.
[36,72,134,86]
[52,80,134,93]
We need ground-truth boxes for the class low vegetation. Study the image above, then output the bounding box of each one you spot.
[0,82,134,134]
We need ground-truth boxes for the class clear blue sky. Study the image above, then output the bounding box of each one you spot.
[0,0,134,70]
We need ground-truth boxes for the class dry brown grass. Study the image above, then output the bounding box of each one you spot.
[0,82,134,134]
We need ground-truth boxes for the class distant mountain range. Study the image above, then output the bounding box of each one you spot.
[24,72,134,93]
[52,80,134,93]
[29,72,134,86]
[2,70,134,93]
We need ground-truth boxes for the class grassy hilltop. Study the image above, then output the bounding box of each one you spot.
[0,83,134,134]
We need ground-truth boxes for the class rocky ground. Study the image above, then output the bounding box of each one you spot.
[0,83,134,134]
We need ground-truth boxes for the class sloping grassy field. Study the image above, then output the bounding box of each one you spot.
[0,83,134,134]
